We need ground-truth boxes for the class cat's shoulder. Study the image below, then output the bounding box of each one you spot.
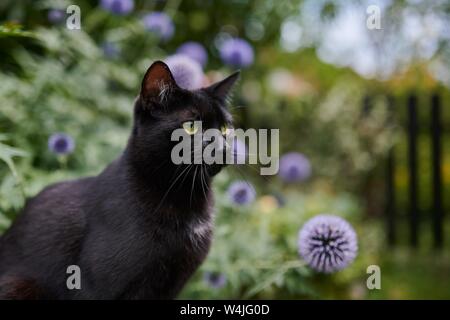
[21,177,95,221]
[29,177,94,203]
[0,178,93,250]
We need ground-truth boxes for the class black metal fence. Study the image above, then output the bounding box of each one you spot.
[384,93,445,249]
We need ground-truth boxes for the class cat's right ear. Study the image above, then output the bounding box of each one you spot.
[140,61,178,101]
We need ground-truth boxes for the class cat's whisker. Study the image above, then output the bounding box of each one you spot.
[232,165,256,191]
[202,166,211,198]
[199,166,205,200]
[152,163,193,215]
[151,158,170,174]
[228,105,246,111]
[189,166,199,208]
[199,164,209,204]
[233,162,271,183]
[179,164,194,187]
[226,165,255,198]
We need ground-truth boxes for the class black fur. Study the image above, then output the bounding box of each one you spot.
[0,61,239,299]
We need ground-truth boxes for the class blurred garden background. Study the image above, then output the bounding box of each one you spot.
[1,0,450,299]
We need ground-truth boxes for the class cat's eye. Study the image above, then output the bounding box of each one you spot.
[183,121,199,135]
[221,125,231,136]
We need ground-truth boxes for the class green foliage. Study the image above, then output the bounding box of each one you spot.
[181,174,365,299]
[0,135,27,232]
[0,22,34,38]
[0,135,27,178]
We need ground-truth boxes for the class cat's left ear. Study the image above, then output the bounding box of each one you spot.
[206,71,240,102]
[140,61,179,101]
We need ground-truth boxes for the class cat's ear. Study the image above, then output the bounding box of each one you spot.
[140,61,178,100]
[206,71,240,102]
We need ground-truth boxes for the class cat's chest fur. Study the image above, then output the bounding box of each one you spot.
[75,196,214,299]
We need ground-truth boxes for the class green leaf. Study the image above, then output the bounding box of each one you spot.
[0,137,27,178]
[0,22,34,38]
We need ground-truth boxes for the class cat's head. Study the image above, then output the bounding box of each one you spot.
[128,61,239,179]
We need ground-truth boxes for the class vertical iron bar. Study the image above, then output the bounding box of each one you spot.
[407,94,419,247]
[431,93,443,248]
[386,95,396,246]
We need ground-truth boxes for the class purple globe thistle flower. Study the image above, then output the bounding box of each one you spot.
[176,42,208,67]
[203,272,227,289]
[164,55,204,90]
[279,152,311,183]
[101,42,120,58]
[227,181,256,206]
[100,0,134,15]
[298,214,358,273]
[219,38,254,68]
[142,12,175,41]
[48,133,75,156]
[47,9,65,24]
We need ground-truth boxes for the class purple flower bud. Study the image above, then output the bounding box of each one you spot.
[142,12,175,41]
[48,133,75,155]
[164,55,204,90]
[279,152,311,183]
[298,215,358,273]
[101,42,120,58]
[220,38,254,68]
[203,272,227,289]
[176,42,208,67]
[100,0,134,15]
[227,181,256,206]
[48,9,65,24]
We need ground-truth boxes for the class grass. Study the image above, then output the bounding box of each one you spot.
[367,249,450,299]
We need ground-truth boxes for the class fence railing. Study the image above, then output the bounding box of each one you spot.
[384,93,444,249]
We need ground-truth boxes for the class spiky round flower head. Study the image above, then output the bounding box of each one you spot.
[298,214,358,273]
[279,152,311,183]
[142,12,174,41]
[203,272,227,289]
[48,133,75,155]
[100,0,134,15]
[164,54,204,90]
[219,38,254,68]
[176,41,208,67]
[48,9,65,24]
[227,181,256,206]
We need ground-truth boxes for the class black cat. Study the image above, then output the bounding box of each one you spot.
[0,61,239,299]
